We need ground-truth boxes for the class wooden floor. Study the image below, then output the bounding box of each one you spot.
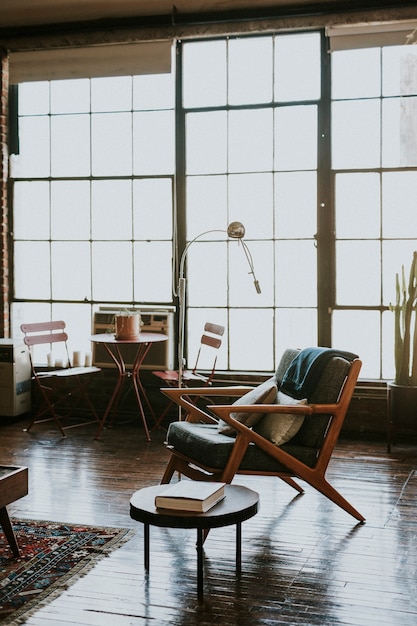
[1,413,417,626]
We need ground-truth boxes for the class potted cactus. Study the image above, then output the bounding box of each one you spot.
[388,251,417,449]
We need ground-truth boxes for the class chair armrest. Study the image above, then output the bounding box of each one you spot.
[161,386,255,424]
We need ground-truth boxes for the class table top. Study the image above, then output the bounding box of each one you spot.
[0,466,27,480]
[91,332,168,345]
[130,484,259,530]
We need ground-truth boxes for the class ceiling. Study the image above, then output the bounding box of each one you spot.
[0,0,405,30]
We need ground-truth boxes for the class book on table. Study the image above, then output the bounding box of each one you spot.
[155,481,226,512]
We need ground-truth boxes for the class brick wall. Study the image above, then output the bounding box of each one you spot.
[0,50,9,338]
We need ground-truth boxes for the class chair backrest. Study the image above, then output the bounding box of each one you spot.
[21,321,70,368]
[275,348,359,456]
[191,322,225,380]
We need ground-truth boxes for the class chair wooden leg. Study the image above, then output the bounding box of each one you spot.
[279,475,305,494]
[160,455,178,484]
[311,477,365,522]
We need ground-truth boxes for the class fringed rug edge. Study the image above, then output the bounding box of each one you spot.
[4,519,136,626]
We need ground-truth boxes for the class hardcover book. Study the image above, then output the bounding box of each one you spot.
[155,481,226,513]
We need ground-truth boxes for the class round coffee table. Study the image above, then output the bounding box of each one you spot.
[130,484,259,598]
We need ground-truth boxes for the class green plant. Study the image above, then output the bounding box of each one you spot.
[390,251,417,386]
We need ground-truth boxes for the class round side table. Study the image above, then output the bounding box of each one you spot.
[130,483,259,598]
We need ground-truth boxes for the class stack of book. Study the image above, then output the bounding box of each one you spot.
[155,481,226,513]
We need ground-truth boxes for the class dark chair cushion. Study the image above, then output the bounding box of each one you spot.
[166,421,319,472]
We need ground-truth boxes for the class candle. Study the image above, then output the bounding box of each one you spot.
[47,352,54,367]
[73,351,82,367]
[84,352,92,367]
[55,359,65,368]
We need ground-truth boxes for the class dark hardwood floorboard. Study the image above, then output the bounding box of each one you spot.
[1,413,416,625]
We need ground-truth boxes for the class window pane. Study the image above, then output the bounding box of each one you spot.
[382,171,417,237]
[229,240,273,307]
[332,100,381,169]
[383,46,417,96]
[186,112,227,175]
[51,114,91,177]
[276,308,317,354]
[14,182,50,239]
[333,310,380,379]
[14,242,51,299]
[133,73,174,110]
[382,241,417,306]
[228,109,273,173]
[382,97,417,167]
[335,173,380,238]
[51,79,90,113]
[274,33,321,102]
[187,242,227,307]
[91,76,132,112]
[51,181,91,240]
[91,180,132,240]
[382,309,395,380]
[11,117,50,178]
[275,105,317,170]
[228,37,273,105]
[18,82,50,115]
[275,241,317,307]
[229,308,274,370]
[133,178,173,240]
[183,40,227,108]
[51,242,91,300]
[92,242,133,302]
[133,110,174,175]
[332,48,381,99]
[228,174,273,238]
[11,302,51,339]
[186,176,227,239]
[336,241,380,306]
[275,172,317,238]
[92,112,132,176]
[134,242,172,301]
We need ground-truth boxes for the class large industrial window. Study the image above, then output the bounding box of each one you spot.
[180,33,321,372]
[10,72,175,353]
[331,43,417,379]
[9,31,417,378]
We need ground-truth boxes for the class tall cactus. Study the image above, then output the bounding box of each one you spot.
[391,251,417,386]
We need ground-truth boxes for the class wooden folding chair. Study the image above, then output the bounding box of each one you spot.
[152,321,225,427]
[21,321,101,436]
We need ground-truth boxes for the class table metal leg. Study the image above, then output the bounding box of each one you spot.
[196,528,204,599]
[144,523,150,571]
[236,521,242,574]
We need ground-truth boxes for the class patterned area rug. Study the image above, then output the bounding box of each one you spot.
[0,518,134,624]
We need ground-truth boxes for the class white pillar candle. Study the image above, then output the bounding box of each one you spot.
[55,359,65,368]
[73,351,82,367]
[84,352,92,367]
[47,352,54,367]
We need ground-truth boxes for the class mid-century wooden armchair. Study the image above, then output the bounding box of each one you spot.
[160,348,365,522]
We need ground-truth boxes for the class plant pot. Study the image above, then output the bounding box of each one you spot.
[114,313,141,340]
[387,382,417,451]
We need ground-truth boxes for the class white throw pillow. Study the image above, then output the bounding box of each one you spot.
[217,378,277,436]
[252,391,307,445]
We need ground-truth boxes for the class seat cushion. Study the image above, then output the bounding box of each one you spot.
[166,421,318,472]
